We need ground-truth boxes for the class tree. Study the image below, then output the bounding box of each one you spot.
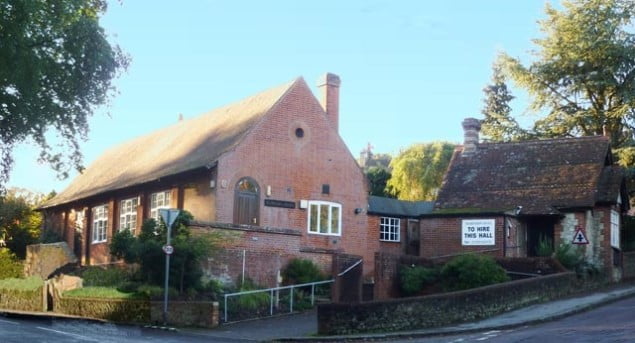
[110,211,218,293]
[481,64,526,142]
[366,166,393,197]
[0,188,45,259]
[498,0,635,148]
[497,0,635,200]
[387,142,455,201]
[0,0,129,188]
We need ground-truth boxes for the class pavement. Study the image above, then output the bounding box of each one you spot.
[3,282,635,342]
[181,281,635,342]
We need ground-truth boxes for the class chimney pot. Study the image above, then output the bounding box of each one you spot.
[317,73,341,132]
[462,118,481,155]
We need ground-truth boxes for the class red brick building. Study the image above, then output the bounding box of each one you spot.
[367,195,433,256]
[40,73,375,286]
[420,118,629,279]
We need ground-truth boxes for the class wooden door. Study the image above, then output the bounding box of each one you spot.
[406,219,420,256]
[234,178,260,225]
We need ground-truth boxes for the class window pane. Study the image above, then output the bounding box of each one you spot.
[379,217,400,242]
[319,205,329,233]
[330,206,340,234]
[309,204,318,232]
[238,179,258,193]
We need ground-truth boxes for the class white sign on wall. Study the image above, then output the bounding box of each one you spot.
[462,219,496,246]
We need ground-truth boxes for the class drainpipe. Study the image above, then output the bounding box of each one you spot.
[503,216,508,257]
[242,249,246,286]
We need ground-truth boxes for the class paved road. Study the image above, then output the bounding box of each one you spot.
[413,296,635,343]
[0,314,249,343]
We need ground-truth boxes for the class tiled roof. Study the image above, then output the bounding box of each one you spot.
[435,136,622,215]
[596,166,625,204]
[41,78,302,208]
[368,195,434,217]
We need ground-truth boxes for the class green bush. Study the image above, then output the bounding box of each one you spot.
[201,278,224,301]
[110,211,218,293]
[440,254,509,292]
[78,266,130,287]
[399,265,438,296]
[0,248,23,279]
[555,243,583,270]
[282,258,325,285]
[535,234,553,257]
[226,278,270,314]
[236,290,270,311]
[134,284,177,299]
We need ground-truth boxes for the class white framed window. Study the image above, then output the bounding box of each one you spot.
[307,201,341,236]
[611,209,620,250]
[91,204,108,243]
[150,190,171,221]
[380,217,401,242]
[119,197,139,233]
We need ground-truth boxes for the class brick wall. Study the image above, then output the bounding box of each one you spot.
[150,301,219,327]
[368,214,408,256]
[215,80,372,277]
[419,216,504,259]
[373,253,436,300]
[182,173,216,221]
[195,223,336,287]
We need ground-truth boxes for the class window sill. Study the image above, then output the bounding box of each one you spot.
[308,231,341,237]
[380,240,401,243]
[91,240,107,244]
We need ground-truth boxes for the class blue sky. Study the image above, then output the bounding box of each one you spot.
[8,0,552,194]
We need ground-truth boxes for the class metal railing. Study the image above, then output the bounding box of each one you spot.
[222,279,334,323]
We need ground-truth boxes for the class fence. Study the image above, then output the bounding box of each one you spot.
[222,279,334,323]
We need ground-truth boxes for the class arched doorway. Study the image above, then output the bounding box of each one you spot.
[234,177,260,225]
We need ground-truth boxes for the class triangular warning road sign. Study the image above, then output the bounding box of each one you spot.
[572,228,589,245]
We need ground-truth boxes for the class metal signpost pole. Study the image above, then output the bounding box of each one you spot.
[160,209,179,326]
[163,219,171,325]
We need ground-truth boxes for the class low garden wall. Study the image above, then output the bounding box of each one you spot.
[318,271,602,335]
[54,296,219,327]
[150,301,219,327]
[1,274,219,327]
[0,284,45,312]
[55,297,151,323]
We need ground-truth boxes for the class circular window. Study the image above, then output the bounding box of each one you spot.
[295,128,304,138]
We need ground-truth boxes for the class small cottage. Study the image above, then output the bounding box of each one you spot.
[420,118,629,279]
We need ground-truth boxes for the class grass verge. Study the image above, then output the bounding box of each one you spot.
[63,286,144,299]
[0,276,43,291]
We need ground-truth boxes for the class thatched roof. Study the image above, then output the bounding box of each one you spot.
[435,136,625,215]
[41,78,301,208]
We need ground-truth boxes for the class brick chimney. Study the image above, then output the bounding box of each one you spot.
[462,117,481,155]
[317,73,341,132]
